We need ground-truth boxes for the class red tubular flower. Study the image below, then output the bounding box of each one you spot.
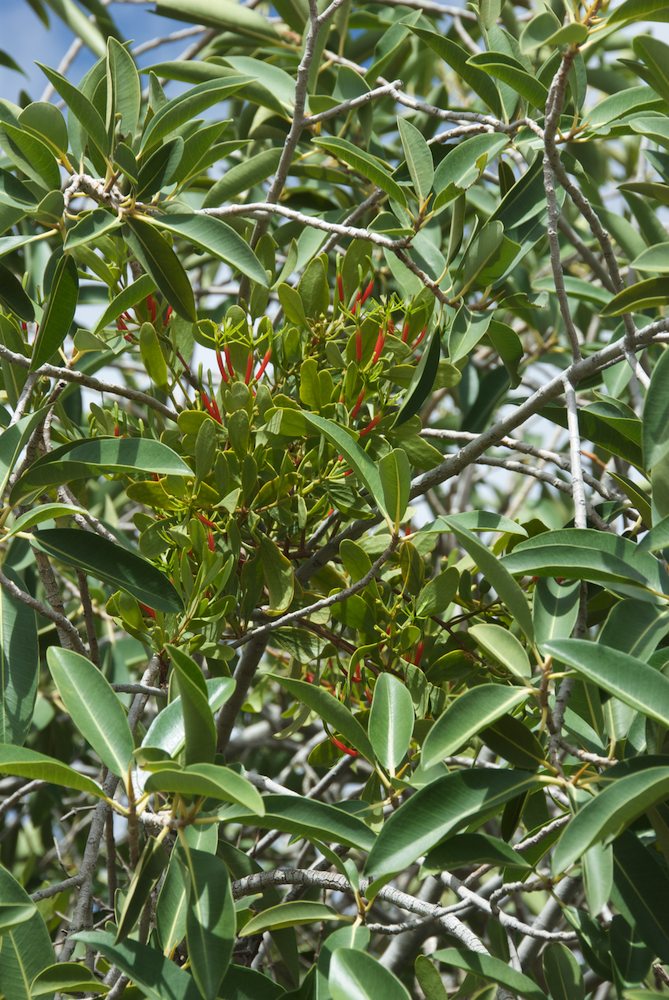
[359,413,382,437]
[116,316,128,332]
[244,352,254,385]
[412,326,427,350]
[113,423,120,437]
[337,273,344,302]
[165,305,173,323]
[196,512,216,529]
[388,318,395,335]
[401,319,410,343]
[355,329,363,362]
[207,529,215,552]
[254,347,272,382]
[330,736,359,758]
[215,346,229,383]
[224,345,235,380]
[139,603,156,619]
[359,277,374,304]
[200,390,222,424]
[371,326,385,365]
[146,295,157,323]
[412,641,425,667]
[350,388,366,420]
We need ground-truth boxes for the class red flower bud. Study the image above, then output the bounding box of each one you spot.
[244,351,254,385]
[371,326,385,365]
[200,389,222,424]
[359,413,382,437]
[139,603,156,619]
[359,277,374,304]
[215,346,229,383]
[401,319,410,343]
[146,294,157,323]
[355,329,363,362]
[337,273,344,303]
[254,347,272,382]
[224,345,235,380]
[330,736,359,757]
[350,388,366,421]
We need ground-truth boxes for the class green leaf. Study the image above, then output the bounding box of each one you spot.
[273,674,375,761]
[397,117,434,204]
[47,647,134,781]
[313,137,407,207]
[31,962,110,996]
[0,566,38,746]
[452,223,504,297]
[543,943,585,1000]
[433,948,548,1000]
[532,578,581,647]
[182,848,235,1000]
[0,744,104,798]
[469,623,532,680]
[415,956,449,1000]
[543,639,669,727]
[369,673,414,773]
[330,948,411,1000]
[467,52,549,109]
[226,794,375,851]
[0,263,34,321]
[155,0,281,41]
[0,120,61,190]
[415,566,459,618]
[419,512,527,537]
[410,29,503,117]
[125,217,196,322]
[64,208,120,250]
[608,0,669,25]
[258,536,294,613]
[203,147,282,206]
[73,930,201,1000]
[140,77,250,153]
[378,448,411,530]
[31,528,184,613]
[37,63,109,161]
[602,276,669,316]
[155,826,217,956]
[612,832,669,962]
[365,769,540,879]
[241,901,344,937]
[116,837,170,940]
[423,832,529,872]
[152,213,268,287]
[632,242,669,273]
[93,274,156,334]
[433,133,509,209]
[552,766,669,872]
[0,865,54,1000]
[142,677,234,759]
[43,0,107,56]
[106,38,141,138]
[422,685,530,768]
[643,349,669,470]
[443,517,534,642]
[0,231,56,261]
[394,327,441,426]
[13,435,192,499]
[0,410,47,498]
[145,763,265,814]
[166,645,216,765]
[31,254,78,370]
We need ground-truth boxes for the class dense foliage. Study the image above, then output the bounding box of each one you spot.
[1,0,669,996]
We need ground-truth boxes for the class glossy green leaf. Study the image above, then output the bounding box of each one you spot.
[0,744,104,797]
[116,837,169,940]
[182,848,235,1000]
[419,512,527,537]
[64,208,120,250]
[13,436,192,499]
[433,948,548,1000]
[433,133,509,209]
[602,277,669,316]
[330,948,411,1000]
[313,137,407,207]
[467,52,549,109]
[394,327,441,426]
[443,517,534,642]
[398,116,433,204]
[613,832,669,962]
[106,38,141,138]
[378,448,411,530]
[643,349,669,469]
[73,930,201,1000]
[93,274,156,334]
[241,901,344,937]
[544,639,669,727]
[145,762,265,814]
[30,254,78,370]
[142,677,234,758]
[0,263,34,321]
[166,645,216,765]
[415,955,449,1000]
[152,213,268,287]
[532,578,581,647]
[31,528,184,613]
[422,685,530,767]
[125,217,196,321]
[258,535,294,612]
[155,826,217,956]
[469,623,532,680]
[47,647,134,780]
[365,769,540,878]
[608,0,669,24]
[410,29,503,117]
[0,865,53,1000]
[0,566,38,746]
[155,0,281,40]
[229,794,375,851]
[542,943,585,1000]
[203,147,282,206]
[415,566,458,617]
[140,77,250,153]
[369,673,414,773]
[273,674,375,761]
[37,63,109,161]
[423,832,529,872]
[0,119,61,190]
[632,242,669,273]
[552,766,669,871]
[31,962,110,995]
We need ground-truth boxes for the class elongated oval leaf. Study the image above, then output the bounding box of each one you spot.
[93,274,156,335]
[601,276,669,316]
[30,254,78,371]
[0,566,38,746]
[330,948,411,1000]
[369,674,414,773]
[0,744,104,797]
[543,638,669,726]
[643,349,669,470]
[273,674,375,761]
[73,931,201,1000]
[433,948,548,1000]
[31,528,183,613]
[398,117,434,204]
[140,77,249,153]
[365,769,541,878]
[469,623,532,679]
[313,137,407,207]
[145,763,265,814]
[167,645,216,765]
[153,213,268,287]
[47,647,134,780]
[125,217,196,321]
[36,63,109,161]
[0,866,54,1000]
[142,677,234,757]
[422,685,530,767]
[229,794,375,852]
[241,901,344,937]
[182,848,235,1000]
